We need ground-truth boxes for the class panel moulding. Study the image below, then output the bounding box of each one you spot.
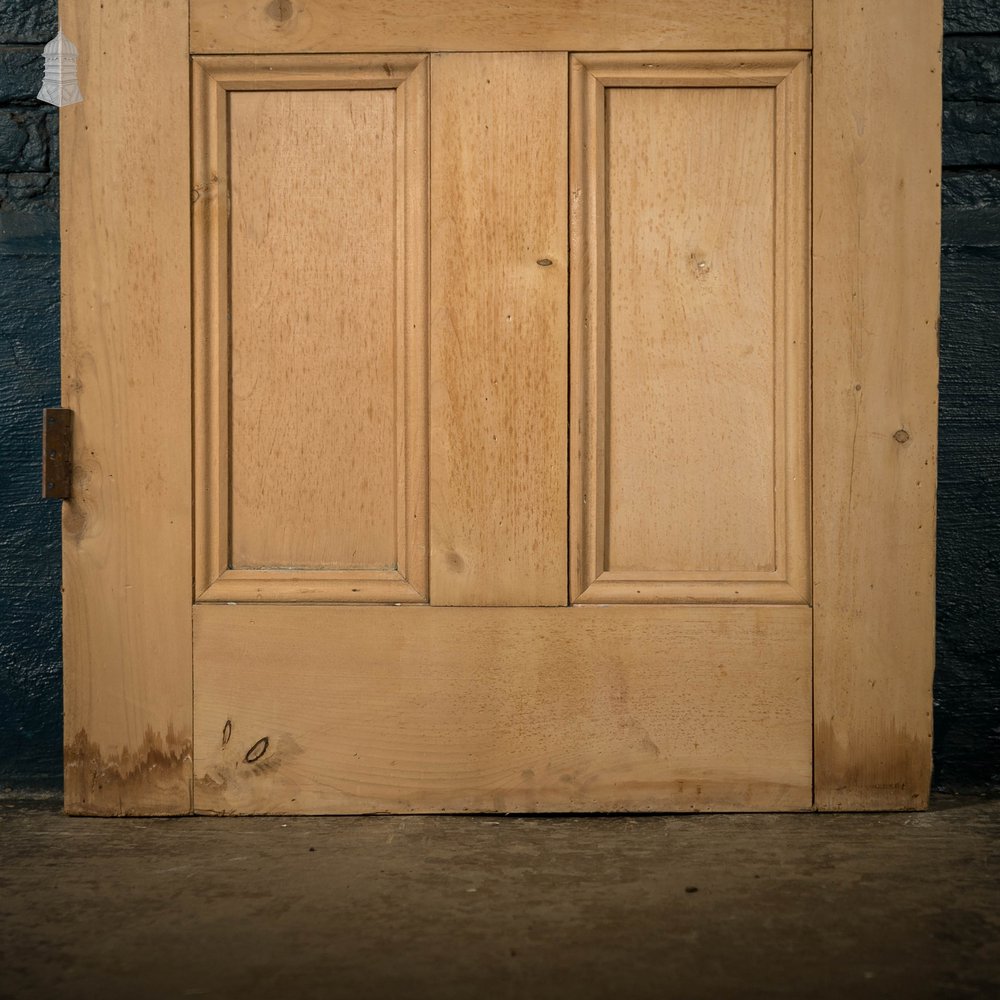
[191,54,429,604]
[569,51,812,605]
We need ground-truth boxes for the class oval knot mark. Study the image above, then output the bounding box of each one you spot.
[245,737,270,764]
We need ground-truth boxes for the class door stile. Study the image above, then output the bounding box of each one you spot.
[812,0,941,809]
[61,0,194,815]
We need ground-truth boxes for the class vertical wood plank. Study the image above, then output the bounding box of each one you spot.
[429,53,568,607]
[813,0,941,809]
[61,0,193,814]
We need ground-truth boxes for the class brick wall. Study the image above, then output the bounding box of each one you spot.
[937,0,1000,792]
[0,0,61,789]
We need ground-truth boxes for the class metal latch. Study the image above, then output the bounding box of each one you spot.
[42,408,72,499]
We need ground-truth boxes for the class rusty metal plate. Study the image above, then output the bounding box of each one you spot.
[42,407,72,499]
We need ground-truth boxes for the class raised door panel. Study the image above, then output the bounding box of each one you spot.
[570,53,811,604]
[192,56,428,603]
[229,89,396,573]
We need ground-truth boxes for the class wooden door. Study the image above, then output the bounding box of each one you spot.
[60,0,941,815]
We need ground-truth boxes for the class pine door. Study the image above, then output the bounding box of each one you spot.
[61,1,941,815]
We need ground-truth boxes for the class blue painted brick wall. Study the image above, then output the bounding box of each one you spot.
[937,0,1000,792]
[0,1,997,793]
[1,0,60,790]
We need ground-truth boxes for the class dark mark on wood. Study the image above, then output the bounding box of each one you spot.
[536,258,553,267]
[265,0,293,23]
[64,727,193,816]
[222,720,232,748]
[815,720,931,809]
[244,737,270,764]
[893,429,911,444]
[196,733,305,813]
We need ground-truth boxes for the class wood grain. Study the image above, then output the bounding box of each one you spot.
[193,55,428,603]
[570,53,811,605]
[813,0,941,809]
[190,0,812,54]
[429,53,567,606]
[194,605,813,814]
[575,51,811,87]
[607,87,775,574]
[229,89,396,571]
[66,3,940,816]
[61,0,192,814]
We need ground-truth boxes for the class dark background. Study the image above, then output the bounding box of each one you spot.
[1,1,997,794]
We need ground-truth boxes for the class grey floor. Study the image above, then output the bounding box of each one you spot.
[0,794,997,1000]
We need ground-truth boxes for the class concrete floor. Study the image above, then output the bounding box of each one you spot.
[0,794,997,1000]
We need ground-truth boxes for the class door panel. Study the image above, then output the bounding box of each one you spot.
[606,87,776,576]
[570,53,811,604]
[189,0,813,54]
[228,89,397,572]
[429,53,568,607]
[194,604,812,814]
[192,55,429,603]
